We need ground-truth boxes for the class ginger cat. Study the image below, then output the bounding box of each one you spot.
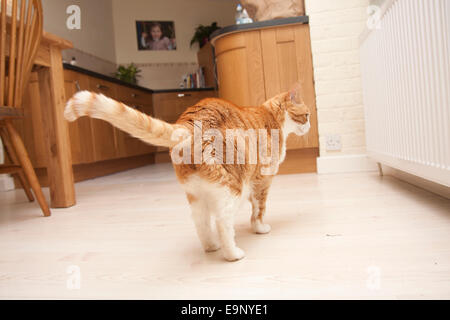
[65,84,311,261]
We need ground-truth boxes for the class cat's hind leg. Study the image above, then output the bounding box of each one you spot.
[187,193,220,253]
[210,193,245,262]
[250,178,273,234]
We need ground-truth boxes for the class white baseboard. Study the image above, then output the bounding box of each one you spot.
[382,166,450,199]
[0,174,15,192]
[317,154,378,174]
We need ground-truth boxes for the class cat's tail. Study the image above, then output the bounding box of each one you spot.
[64,91,186,148]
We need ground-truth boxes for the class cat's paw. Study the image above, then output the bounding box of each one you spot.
[223,247,245,262]
[204,242,221,253]
[252,220,271,234]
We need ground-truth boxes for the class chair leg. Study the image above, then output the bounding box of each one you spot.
[0,127,35,202]
[15,172,35,202]
[4,121,51,216]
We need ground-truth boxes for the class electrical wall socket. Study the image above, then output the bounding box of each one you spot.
[325,134,342,151]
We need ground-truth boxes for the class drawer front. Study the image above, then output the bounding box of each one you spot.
[89,78,118,98]
[153,90,215,153]
[153,90,216,123]
[117,85,152,106]
[120,101,152,116]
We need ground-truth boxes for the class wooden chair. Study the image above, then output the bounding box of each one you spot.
[0,0,50,216]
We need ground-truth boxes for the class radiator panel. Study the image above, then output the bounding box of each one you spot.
[360,0,450,187]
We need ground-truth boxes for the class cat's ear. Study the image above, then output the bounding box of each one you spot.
[289,82,304,104]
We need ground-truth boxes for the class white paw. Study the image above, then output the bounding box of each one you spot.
[204,242,221,253]
[223,247,245,262]
[252,220,271,234]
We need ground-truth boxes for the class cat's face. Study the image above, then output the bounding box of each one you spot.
[278,92,311,136]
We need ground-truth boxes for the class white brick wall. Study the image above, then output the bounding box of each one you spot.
[306,0,369,157]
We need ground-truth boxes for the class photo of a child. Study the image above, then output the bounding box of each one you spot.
[136,21,176,51]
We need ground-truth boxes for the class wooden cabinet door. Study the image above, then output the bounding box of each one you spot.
[138,104,156,155]
[64,70,95,164]
[116,86,152,106]
[197,42,216,88]
[115,102,156,157]
[152,90,216,152]
[153,90,216,122]
[260,24,319,150]
[215,31,266,106]
[115,86,155,158]
[88,78,119,162]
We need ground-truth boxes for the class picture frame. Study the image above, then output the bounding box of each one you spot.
[136,20,177,51]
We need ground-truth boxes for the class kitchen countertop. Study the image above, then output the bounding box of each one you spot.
[210,16,309,45]
[63,63,215,94]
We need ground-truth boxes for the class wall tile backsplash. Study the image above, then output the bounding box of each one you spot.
[62,49,200,91]
[136,62,199,90]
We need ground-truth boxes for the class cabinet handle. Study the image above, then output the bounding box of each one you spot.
[96,84,109,90]
[178,93,192,97]
[131,93,138,98]
[75,81,81,92]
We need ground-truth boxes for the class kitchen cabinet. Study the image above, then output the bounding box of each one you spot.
[115,87,155,158]
[10,65,216,186]
[87,77,119,162]
[64,70,95,164]
[65,70,156,164]
[152,90,217,162]
[211,18,319,173]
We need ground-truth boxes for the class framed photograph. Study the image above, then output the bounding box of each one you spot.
[136,21,176,51]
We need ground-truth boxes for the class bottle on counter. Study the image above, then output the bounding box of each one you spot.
[180,75,187,89]
[70,57,77,66]
[235,3,253,25]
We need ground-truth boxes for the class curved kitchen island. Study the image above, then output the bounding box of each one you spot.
[210,16,319,174]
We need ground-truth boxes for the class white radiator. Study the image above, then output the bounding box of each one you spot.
[360,0,450,187]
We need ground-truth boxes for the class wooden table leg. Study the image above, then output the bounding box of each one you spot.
[37,46,75,208]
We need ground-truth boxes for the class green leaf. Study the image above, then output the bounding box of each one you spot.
[115,63,142,84]
[190,21,221,48]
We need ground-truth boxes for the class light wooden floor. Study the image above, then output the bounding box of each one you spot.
[0,163,449,299]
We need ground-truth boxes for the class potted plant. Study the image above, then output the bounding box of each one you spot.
[190,22,221,48]
[114,63,142,84]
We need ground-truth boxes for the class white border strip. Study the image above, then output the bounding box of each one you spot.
[317,154,378,174]
[369,151,450,188]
